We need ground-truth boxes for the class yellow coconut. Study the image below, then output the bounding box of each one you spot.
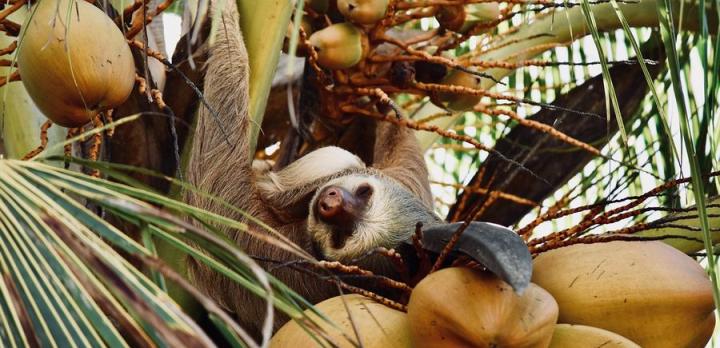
[270,294,411,347]
[18,0,135,127]
[435,70,483,111]
[550,324,640,348]
[308,23,367,70]
[407,267,559,348]
[337,0,389,25]
[533,241,715,348]
[436,3,500,33]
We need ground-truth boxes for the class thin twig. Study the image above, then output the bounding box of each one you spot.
[21,120,52,160]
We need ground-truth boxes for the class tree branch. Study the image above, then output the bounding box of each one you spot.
[448,36,666,225]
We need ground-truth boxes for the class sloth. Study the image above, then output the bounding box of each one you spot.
[255,145,443,259]
[185,0,532,338]
[184,0,441,336]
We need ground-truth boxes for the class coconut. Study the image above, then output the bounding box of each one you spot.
[337,0,389,25]
[550,324,640,348]
[533,241,715,348]
[407,267,559,348]
[270,294,412,347]
[436,3,500,33]
[308,23,367,70]
[434,70,484,111]
[18,0,135,127]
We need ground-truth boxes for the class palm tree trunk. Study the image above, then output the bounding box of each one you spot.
[448,37,666,225]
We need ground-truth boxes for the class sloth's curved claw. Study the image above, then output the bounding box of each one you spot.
[412,221,532,294]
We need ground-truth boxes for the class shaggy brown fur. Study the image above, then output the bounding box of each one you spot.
[185,0,435,336]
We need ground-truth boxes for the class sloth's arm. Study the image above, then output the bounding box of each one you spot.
[373,122,434,208]
[256,146,365,195]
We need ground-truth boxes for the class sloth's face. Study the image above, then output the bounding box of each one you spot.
[307,174,432,261]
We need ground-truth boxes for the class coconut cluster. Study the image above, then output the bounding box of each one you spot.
[297,1,498,71]
[297,0,389,70]
[271,240,715,347]
[289,0,503,118]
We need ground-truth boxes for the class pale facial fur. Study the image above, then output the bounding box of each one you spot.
[255,146,439,261]
[307,173,441,260]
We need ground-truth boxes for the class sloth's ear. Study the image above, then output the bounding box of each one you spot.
[409,222,532,294]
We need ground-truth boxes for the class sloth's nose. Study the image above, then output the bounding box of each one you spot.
[317,186,344,219]
[316,185,365,249]
[316,185,361,225]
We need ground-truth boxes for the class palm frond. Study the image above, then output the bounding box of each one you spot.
[0,158,334,347]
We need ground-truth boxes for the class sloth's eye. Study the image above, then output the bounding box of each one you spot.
[355,184,373,199]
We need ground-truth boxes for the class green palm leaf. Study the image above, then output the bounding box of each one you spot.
[0,158,335,347]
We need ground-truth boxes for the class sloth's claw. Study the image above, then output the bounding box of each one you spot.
[410,222,532,294]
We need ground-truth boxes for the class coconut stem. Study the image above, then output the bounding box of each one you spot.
[21,120,52,160]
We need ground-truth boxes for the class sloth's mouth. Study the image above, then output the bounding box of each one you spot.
[329,225,355,249]
[310,240,328,260]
